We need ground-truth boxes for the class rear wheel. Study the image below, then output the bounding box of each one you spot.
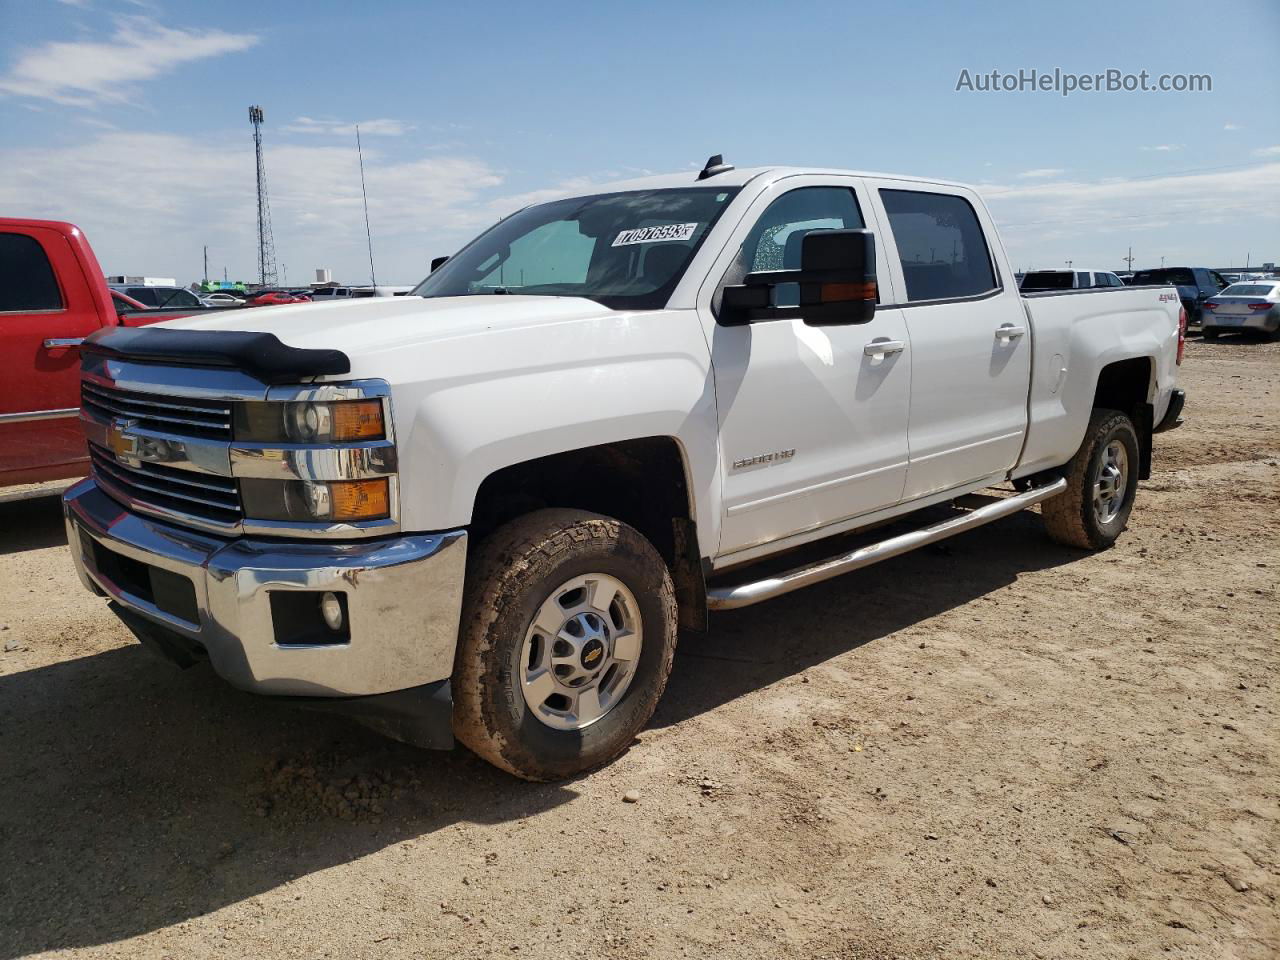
[453,509,677,781]
[1202,328,1219,340]
[1042,409,1140,550]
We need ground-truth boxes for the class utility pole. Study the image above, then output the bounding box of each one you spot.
[203,245,209,287]
[1124,247,1135,272]
[249,106,278,287]
[1161,256,1165,268]
[1065,259,1073,268]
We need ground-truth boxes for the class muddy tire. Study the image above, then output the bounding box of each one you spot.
[1042,409,1140,550]
[452,508,677,781]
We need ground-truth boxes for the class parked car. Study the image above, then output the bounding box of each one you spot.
[309,287,354,301]
[247,290,312,306]
[109,284,208,310]
[349,285,417,298]
[109,289,150,311]
[0,219,210,495]
[1201,281,1280,339]
[62,161,1185,780]
[1130,267,1228,325]
[200,292,245,307]
[1020,269,1125,291]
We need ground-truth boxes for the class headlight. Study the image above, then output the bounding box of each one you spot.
[241,478,390,523]
[235,400,385,443]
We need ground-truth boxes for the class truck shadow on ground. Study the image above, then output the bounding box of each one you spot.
[655,508,1080,728]
[0,500,1082,956]
[0,494,70,554]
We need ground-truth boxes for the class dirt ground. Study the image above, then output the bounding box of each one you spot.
[1,335,1276,960]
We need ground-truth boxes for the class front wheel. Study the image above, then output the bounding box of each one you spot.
[1041,409,1140,550]
[453,508,678,781]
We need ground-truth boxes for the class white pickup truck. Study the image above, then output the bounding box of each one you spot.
[63,157,1186,780]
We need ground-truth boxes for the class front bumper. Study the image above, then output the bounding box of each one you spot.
[64,478,467,699]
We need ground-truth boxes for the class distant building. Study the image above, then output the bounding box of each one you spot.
[105,275,176,286]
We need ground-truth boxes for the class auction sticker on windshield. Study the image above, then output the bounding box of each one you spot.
[612,223,699,246]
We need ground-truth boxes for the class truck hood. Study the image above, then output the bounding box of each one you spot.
[156,295,616,361]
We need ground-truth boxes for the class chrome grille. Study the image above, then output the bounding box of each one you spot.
[81,381,232,439]
[88,445,241,527]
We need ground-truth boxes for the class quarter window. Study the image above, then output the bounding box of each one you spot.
[0,233,63,312]
[879,189,998,302]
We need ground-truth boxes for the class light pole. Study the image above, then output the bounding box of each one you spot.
[1160,256,1165,268]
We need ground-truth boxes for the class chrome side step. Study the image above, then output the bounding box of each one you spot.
[706,478,1067,611]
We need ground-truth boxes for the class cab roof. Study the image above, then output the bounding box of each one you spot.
[550,165,974,202]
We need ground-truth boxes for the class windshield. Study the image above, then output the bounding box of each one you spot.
[412,187,740,310]
[1133,268,1195,286]
[1221,283,1275,297]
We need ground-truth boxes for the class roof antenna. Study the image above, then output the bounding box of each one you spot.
[697,154,734,180]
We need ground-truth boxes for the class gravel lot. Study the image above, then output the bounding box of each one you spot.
[1,335,1276,960]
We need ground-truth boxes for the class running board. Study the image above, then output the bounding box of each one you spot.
[706,478,1067,611]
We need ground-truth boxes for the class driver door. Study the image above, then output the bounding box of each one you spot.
[698,177,912,560]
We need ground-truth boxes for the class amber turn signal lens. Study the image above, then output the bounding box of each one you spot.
[330,400,385,441]
[328,478,390,521]
[819,281,877,303]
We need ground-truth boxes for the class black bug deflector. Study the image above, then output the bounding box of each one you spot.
[82,327,350,384]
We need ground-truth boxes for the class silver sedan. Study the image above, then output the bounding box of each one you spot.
[1201,281,1280,340]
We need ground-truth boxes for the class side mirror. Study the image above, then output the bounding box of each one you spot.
[721,229,877,326]
[430,256,449,272]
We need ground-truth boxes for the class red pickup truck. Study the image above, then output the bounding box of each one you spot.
[0,219,204,494]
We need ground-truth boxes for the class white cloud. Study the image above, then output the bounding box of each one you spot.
[1223,123,1241,131]
[283,117,412,137]
[982,163,1280,267]
[0,132,516,282]
[0,17,258,107]
[1141,144,1184,152]
[1016,168,1065,179]
[1254,145,1280,157]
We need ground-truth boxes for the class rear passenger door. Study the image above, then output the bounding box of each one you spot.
[868,184,1031,501]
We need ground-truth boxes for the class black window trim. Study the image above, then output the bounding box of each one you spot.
[876,186,1005,309]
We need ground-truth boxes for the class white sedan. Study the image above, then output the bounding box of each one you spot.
[1201,281,1280,340]
[199,292,245,307]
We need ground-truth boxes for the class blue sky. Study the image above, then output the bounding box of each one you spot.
[2,0,1277,284]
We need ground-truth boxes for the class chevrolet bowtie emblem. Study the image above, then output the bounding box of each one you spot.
[107,417,140,459]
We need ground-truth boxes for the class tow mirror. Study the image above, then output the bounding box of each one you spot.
[430,255,449,272]
[721,229,877,326]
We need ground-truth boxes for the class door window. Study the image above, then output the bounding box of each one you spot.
[721,187,865,312]
[0,233,63,312]
[879,190,998,302]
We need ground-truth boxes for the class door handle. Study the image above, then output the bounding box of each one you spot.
[43,338,84,349]
[863,339,905,357]
[995,325,1026,341]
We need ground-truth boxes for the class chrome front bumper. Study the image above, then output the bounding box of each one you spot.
[64,478,467,698]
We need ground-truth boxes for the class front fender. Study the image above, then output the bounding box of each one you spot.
[388,310,721,556]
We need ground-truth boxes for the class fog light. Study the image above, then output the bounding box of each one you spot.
[319,592,344,631]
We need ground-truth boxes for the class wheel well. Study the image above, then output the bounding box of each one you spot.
[470,437,708,631]
[1093,357,1154,479]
